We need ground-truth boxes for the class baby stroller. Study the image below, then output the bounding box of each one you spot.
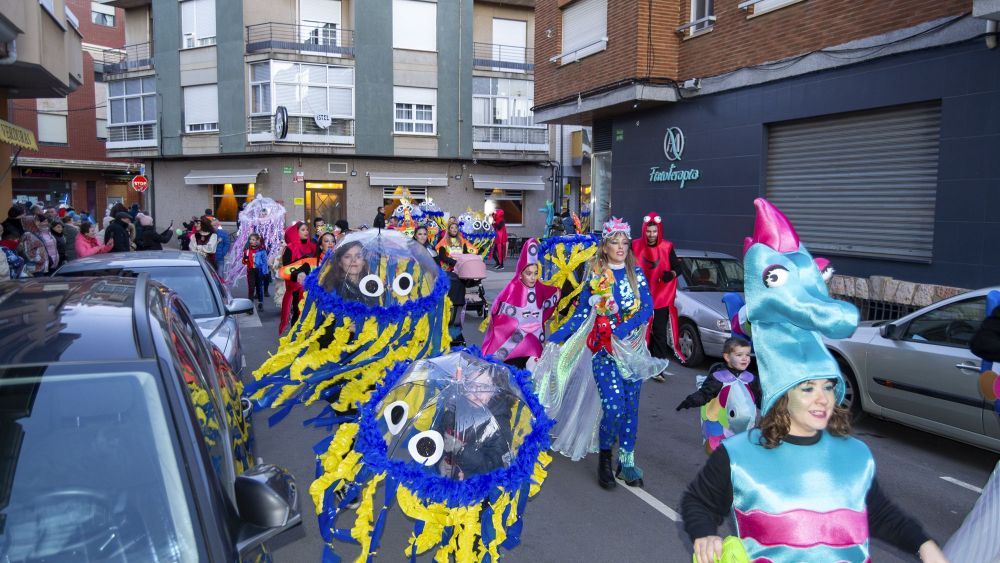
[448,253,489,346]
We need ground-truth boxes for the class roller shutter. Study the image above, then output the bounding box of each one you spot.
[765,103,941,262]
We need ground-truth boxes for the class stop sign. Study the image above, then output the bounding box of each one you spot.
[131,175,148,192]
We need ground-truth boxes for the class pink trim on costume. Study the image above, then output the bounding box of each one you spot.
[749,198,800,253]
[752,559,870,563]
[735,507,869,548]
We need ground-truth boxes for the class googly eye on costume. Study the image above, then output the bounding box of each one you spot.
[360,273,385,297]
[383,400,410,434]
[473,220,483,230]
[393,272,414,296]
[653,216,662,223]
[762,265,789,288]
[408,430,444,466]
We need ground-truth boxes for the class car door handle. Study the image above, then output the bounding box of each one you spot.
[955,362,980,372]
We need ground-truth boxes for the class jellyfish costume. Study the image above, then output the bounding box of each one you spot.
[418,199,446,236]
[459,211,495,258]
[391,198,426,238]
[537,234,600,333]
[311,348,553,561]
[247,229,452,424]
[222,194,287,287]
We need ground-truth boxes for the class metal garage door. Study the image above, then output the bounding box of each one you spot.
[765,103,941,262]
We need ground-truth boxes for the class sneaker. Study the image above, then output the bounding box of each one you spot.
[651,374,666,383]
[256,302,263,312]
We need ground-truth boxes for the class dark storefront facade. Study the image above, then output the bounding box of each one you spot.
[599,40,999,290]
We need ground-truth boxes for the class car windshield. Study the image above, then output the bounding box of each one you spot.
[0,368,199,562]
[679,257,744,292]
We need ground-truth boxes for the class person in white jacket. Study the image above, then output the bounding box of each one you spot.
[191,217,219,267]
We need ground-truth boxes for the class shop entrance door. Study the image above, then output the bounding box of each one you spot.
[305,182,346,226]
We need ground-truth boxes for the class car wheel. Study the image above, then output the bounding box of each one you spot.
[678,322,705,367]
[836,356,865,423]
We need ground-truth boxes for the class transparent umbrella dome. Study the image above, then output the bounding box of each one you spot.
[313,229,440,307]
[374,351,535,480]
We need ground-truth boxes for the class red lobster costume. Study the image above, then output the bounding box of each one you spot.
[631,212,685,362]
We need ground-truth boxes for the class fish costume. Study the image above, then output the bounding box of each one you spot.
[534,218,668,489]
[311,348,553,562]
[248,229,451,425]
[482,238,560,363]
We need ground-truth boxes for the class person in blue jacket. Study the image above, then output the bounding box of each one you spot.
[212,218,231,278]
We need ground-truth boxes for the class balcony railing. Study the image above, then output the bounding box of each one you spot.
[473,42,533,73]
[103,42,153,75]
[473,125,547,152]
[107,123,157,149]
[246,22,355,58]
[248,114,355,145]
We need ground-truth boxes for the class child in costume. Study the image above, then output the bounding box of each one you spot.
[681,198,947,563]
[676,337,760,454]
[277,222,316,334]
[540,217,669,489]
[223,194,287,287]
[242,233,268,311]
[482,238,560,370]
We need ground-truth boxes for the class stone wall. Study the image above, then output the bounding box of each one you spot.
[829,274,967,308]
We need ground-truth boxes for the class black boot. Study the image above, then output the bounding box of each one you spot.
[598,449,616,490]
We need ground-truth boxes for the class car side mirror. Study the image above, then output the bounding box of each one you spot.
[880,323,899,340]
[234,464,301,555]
[226,298,255,316]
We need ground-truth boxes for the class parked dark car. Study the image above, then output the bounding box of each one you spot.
[53,250,254,374]
[0,276,300,561]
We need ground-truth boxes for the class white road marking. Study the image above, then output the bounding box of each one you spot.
[940,475,984,494]
[616,479,682,521]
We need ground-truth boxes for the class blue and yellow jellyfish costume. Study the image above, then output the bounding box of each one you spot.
[247,229,452,424]
[537,234,599,333]
[312,348,553,562]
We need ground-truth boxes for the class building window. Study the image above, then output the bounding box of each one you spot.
[472,77,545,148]
[180,0,216,49]
[212,183,254,222]
[108,76,157,146]
[748,0,800,15]
[183,84,219,133]
[301,0,342,47]
[689,0,714,33]
[393,86,435,135]
[248,60,354,142]
[91,1,115,26]
[484,190,524,227]
[37,98,68,144]
[94,81,108,139]
[560,0,607,64]
[392,0,436,52]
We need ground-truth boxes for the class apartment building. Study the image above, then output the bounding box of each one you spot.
[533,0,1000,289]
[104,0,553,237]
[7,0,138,215]
[0,0,85,208]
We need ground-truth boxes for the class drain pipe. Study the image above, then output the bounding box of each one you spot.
[0,39,17,65]
[988,20,998,49]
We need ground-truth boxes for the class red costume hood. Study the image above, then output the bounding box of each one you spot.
[284,223,317,262]
[631,211,677,309]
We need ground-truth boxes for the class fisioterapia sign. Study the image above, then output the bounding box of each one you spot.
[648,126,700,188]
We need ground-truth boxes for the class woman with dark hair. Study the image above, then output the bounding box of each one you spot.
[278,222,316,334]
[191,217,219,267]
[320,239,377,307]
[35,215,59,270]
[316,232,336,258]
[49,220,67,267]
[412,225,435,257]
[75,221,113,257]
[3,206,25,240]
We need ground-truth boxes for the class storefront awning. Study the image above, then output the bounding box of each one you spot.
[368,172,449,187]
[472,175,546,191]
[184,168,263,185]
[0,118,38,151]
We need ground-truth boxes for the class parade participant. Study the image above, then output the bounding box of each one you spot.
[222,195,286,287]
[412,224,436,258]
[631,211,684,372]
[539,217,668,489]
[191,217,219,266]
[212,218,231,278]
[491,208,508,270]
[277,222,316,334]
[681,198,946,563]
[242,233,268,311]
[483,238,559,369]
[675,337,760,454]
[434,221,474,269]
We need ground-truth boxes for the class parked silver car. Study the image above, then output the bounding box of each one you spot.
[825,286,1000,453]
[53,250,254,374]
[673,249,743,366]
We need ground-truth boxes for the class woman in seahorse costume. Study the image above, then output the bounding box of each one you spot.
[681,198,947,563]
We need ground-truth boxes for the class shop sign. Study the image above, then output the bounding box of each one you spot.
[131,175,149,192]
[282,165,293,174]
[293,197,304,205]
[21,168,61,178]
[0,118,38,151]
[648,126,700,189]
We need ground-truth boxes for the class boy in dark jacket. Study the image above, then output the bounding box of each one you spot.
[104,212,133,253]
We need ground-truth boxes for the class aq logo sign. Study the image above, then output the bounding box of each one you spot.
[649,126,700,189]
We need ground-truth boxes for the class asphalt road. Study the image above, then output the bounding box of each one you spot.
[237,268,999,562]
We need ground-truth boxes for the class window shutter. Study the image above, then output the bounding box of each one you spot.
[195,0,216,42]
[183,84,219,128]
[766,103,941,262]
[392,0,437,51]
[394,86,436,106]
[181,1,196,39]
[562,0,606,61]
